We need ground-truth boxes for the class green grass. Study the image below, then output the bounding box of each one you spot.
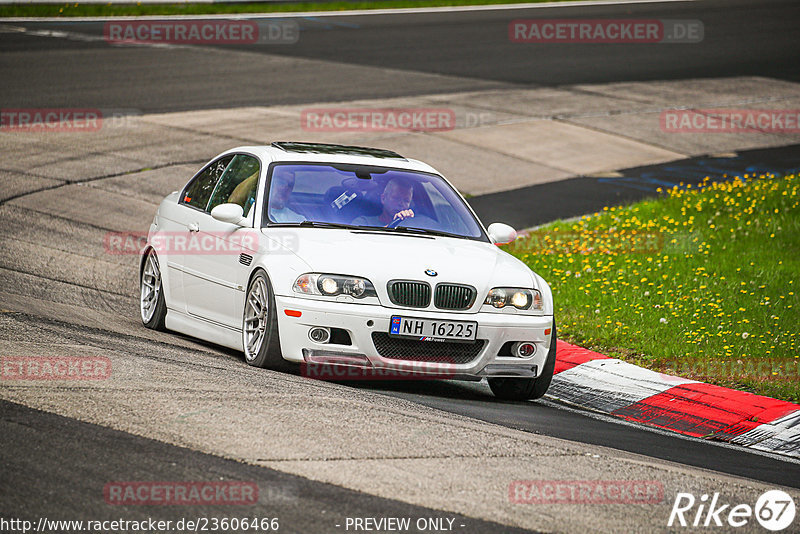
[504,173,800,403]
[0,0,579,18]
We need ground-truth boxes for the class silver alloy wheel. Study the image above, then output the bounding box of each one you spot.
[244,276,269,361]
[140,252,162,323]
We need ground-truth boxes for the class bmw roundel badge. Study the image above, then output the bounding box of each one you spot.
[425,269,437,277]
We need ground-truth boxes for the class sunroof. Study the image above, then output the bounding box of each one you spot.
[271,142,406,160]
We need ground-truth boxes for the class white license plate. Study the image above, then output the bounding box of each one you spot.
[389,316,477,341]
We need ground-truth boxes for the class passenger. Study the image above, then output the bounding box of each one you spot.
[227,170,258,215]
[268,171,304,223]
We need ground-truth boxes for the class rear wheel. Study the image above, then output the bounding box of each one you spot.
[140,249,167,331]
[242,270,288,370]
[489,323,557,401]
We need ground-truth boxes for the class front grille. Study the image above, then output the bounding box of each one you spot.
[388,280,431,308]
[434,283,476,310]
[371,332,485,364]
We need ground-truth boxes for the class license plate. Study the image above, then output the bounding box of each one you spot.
[389,316,477,342]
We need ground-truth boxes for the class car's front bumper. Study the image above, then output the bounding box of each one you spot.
[274,295,554,379]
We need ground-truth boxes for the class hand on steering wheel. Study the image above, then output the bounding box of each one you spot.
[387,209,415,228]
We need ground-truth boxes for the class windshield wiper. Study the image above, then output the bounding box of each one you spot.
[297,220,359,230]
[289,220,467,239]
[384,226,466,239]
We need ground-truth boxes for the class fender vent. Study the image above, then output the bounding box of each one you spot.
[239,253,253,266]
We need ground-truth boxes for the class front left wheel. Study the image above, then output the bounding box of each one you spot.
[242,270,288,370]
[140,249,167,331]
[488,323,557,401]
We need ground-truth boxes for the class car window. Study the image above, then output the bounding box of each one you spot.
[262,163,487,240]
[207,154,261,216]
[421,181,471,236]
[181,155,233,211]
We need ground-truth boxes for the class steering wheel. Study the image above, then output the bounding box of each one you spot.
[387,214,412,228]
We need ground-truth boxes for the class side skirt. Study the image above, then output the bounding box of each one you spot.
[165,308,243,352]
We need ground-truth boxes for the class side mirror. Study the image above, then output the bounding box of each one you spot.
[211,203,246,226]
[487,222,517,245]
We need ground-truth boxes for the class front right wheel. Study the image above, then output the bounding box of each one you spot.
[488,323,557,401]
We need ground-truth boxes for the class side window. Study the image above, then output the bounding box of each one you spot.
[181,156,233,211]
[207,154,261,216]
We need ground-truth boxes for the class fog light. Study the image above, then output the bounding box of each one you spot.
[514,342,536,358]
[308,327,331,343]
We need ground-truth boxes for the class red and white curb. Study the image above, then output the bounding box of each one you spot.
[549,342,800,459]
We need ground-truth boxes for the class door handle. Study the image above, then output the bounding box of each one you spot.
[188,222,200,233]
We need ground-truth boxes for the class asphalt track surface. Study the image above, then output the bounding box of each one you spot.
[470,142,800,229]
[0,399,535,534]
[351,380,800,489]
[3,0,800,530]
[0,0,798,112]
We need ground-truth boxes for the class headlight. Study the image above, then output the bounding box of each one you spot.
[320,277,338,295]
[484,287,543,311]
[293,273,377,299]
[510,291,530,308]
[485,288,509,308]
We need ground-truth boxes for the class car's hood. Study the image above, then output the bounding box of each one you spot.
[263,227,536,293]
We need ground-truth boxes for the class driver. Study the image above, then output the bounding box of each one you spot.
[352,177,414,227]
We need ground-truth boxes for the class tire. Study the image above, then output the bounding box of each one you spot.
[140,249,167,331]
[242,270,288,370]
[488,323,557,401]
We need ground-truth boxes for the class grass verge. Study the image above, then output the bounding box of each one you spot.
[1,0,577,18]
[504,173,799,403]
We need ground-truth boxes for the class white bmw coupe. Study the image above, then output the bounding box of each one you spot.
[140,142,555,400]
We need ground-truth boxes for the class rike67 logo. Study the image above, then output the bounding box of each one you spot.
[669,490,796,531]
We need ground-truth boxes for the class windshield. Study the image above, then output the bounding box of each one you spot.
[263,163,487,240]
